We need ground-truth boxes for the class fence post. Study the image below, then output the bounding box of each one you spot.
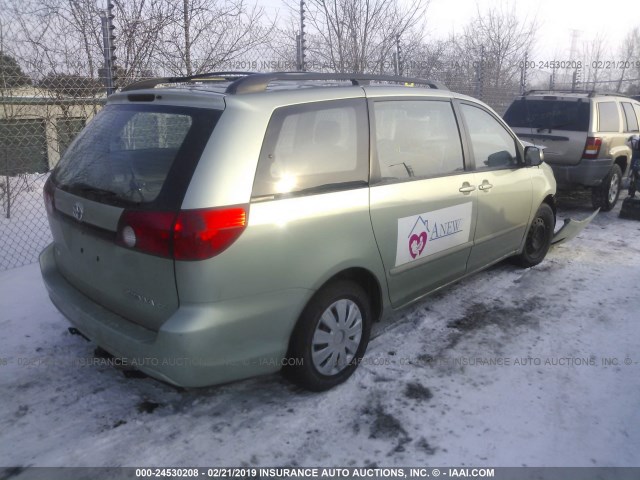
[520,52,528,94]
[98,2,117,95]
[571,67,581,92]
[395,34,403,76]
[298,0,307,72]
[4,151,10,219]
[475,46,485,101]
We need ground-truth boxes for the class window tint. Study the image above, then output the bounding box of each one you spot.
[373,100,464,181]
[634,104,640,129]
[117,112,192,150]
[461,103,518,170]
[52,104,220,208]
[503,99,590,132]
[252,99,368,198]
[622,102,639,132]
[598,102,620,132]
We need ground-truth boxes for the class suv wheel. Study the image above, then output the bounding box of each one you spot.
[592,164,622,211]
[513,203,554,268]
[283,280,371,391]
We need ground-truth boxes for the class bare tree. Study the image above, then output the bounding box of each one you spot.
[265,16,301,70]
[616,27,639,93]
[296,0,428,74]
[110,0,175,81]
[401,36,452,79]
[581,34,609,90]
[156,0,275,76]
[455,3,538,89]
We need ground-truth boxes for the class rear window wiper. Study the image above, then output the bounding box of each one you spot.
[537,121,573,132]
[61,182,120,200]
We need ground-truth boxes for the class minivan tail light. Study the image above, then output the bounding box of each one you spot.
[583,137,602,159]
[117,211,177,258]
[173,207,247,261]
[116,206,247,260]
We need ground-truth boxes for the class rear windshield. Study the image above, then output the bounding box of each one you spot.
[52,104,221,209]
[503,99,590,132]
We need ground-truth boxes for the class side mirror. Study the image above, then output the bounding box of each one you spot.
[524,146,544,167]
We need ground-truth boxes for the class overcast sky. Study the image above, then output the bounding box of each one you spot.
[257,0,637,60]
[429,0,636,58]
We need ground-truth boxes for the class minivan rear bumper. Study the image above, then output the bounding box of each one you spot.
[548,158,612,187]
[40,243,312,387]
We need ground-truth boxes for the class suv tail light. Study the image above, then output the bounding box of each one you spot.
[583,137,602,159]
[116,206,247,260]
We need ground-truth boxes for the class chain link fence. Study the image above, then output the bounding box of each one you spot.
[0,81,105,270]
[1,57,638,271]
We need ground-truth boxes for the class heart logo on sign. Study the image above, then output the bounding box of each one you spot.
[408,232,427,259]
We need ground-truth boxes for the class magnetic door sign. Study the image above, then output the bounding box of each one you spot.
[395,202,473,267]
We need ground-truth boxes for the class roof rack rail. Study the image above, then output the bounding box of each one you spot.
[121,71,447,94]
[225,72,448,94]
[121,71,258,92]
[586,91,633,98]
[523,89,631,98]
[524,89,594,95]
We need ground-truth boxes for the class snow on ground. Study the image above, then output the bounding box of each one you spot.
[1,192,640,468]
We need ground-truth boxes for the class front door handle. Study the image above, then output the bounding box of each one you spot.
[479,180,493,191]
[459,182,476,194]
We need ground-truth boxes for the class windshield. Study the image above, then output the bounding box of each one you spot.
[52,103,221,209]
[503,99,590,132]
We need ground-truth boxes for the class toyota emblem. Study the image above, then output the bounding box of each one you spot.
[72,202,84,221]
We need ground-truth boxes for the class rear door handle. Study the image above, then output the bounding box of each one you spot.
[459,182,476,193]
[479,180,493,191]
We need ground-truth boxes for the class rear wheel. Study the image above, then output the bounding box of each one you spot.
[283,280,371,391]
[513,203,554,268]
[592,164,622,211]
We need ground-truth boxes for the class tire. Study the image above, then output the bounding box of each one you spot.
[283,280,372,391]
[592,164,622,212]
[513,203,554,268]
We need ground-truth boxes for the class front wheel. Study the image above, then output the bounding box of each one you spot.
[513,203,554,268]
[592,164,622,211]
[283,280,372,391]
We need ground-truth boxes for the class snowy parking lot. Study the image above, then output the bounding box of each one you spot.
[1,192,640,468]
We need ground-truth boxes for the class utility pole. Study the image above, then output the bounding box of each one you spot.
[568,29,580,90]
[476,45,485,100]
[568,29,579,62]
[98,1,117,95]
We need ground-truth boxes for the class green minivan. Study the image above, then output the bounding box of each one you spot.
[40,72,586,391]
